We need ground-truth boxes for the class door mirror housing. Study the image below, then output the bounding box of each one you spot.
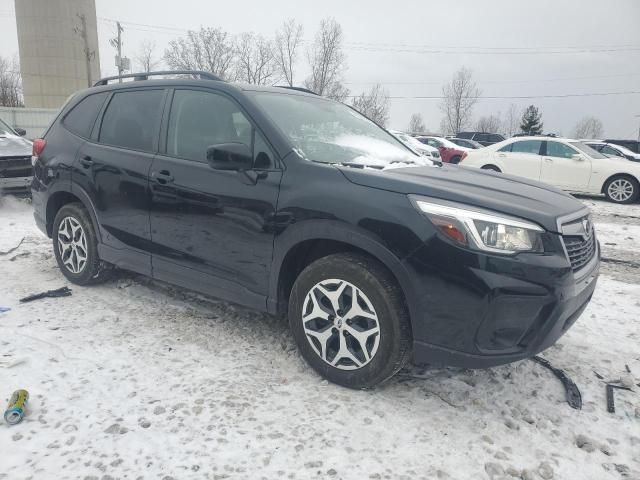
[14,127,26,137]
[572,153,584,162]
[206,143,253,171]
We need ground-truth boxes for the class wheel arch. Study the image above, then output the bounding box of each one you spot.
[481,164,502,172]
[269,220,418,327]
[46,185,102,242]
[600,172,640,194]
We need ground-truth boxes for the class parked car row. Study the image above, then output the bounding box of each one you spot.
[460,136,640,204]
[584,141,640,162]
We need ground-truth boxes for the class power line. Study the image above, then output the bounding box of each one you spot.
[345,72,640,86]
[96,16,640,55]
[345,91,640,100]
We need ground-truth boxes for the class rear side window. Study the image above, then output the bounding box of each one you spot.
[457,132,473,139]
[476,133,490,142]
[510,140,542,155]
[63,92,108,138]
[99,90,164,152]
[489,134,504,143]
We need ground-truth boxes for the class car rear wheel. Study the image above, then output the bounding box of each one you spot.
[52,203,112,285]
[481,165,501,172]
[288,252,411,389]
[604,176,639,204]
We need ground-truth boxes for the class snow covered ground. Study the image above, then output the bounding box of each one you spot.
[1,195,639,480]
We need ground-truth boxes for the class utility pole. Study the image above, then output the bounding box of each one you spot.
[74,13,95,87]
[109,22,128,82]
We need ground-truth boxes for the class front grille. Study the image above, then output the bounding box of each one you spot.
[562,218,596,272]
[0,156,32,178]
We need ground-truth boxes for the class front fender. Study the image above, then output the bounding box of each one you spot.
[268,219,419,326]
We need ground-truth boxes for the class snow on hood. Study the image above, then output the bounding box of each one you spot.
[0,133,32,158]
[332,134,434,168]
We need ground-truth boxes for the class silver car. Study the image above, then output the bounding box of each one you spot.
[0,117,32,193]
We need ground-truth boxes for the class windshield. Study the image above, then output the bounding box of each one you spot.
[0,117,16,136]
[570,142,607,159]
[250,92,423,167]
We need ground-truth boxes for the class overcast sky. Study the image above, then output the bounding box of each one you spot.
[1,0,639,137]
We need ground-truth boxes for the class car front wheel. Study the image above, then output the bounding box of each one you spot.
[604,176,639,204]
[288,252,411,389]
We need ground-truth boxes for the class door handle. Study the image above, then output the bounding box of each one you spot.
[79,155,93,168]
[544,157,553,163]
[498,153,506,157]
[151,170,174,184]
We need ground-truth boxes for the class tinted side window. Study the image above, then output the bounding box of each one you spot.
[168,90,257,163]
[63,92,108,138]
[498,143,513,152]
[601,145,620,156]
[546,141,577,159]
[489,134,504,142]
[457,132,473,139]
[476,133,490,142]
[99,90,164,152]
[510,140,542,154]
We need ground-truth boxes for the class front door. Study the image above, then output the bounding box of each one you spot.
[540,140,591,191]
[498,139,543,181]
[148,89,281,309]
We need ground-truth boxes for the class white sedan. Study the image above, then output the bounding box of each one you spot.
[460,136,640,204]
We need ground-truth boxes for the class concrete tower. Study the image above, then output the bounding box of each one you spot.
[14,0,101,108]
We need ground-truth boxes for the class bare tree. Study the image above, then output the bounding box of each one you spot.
[135,40,160,72]
[439,67,481,135]
[475,114,502,133]
[573,116,604,139]
[351,84,390,126]
[165,27,236,80]
[274,19,303,87]
[502,103,520,137]
[234,33,280,85]
[305,18,349,101]
[408,113,426,134]
[0,56,23,107]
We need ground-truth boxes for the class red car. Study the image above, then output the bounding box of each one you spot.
[416,136,468,164]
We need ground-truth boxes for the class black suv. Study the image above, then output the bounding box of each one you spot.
[32,71,599,388]
[457,131,505,146]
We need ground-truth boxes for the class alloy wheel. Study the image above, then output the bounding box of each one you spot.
[57,216,88,274]
[607,178,634,203]
[302,279,381,370]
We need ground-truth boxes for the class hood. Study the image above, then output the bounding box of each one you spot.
[0,135,32,158]
[337,164,585,233]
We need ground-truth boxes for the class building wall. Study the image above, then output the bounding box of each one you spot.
[14,0,101,108]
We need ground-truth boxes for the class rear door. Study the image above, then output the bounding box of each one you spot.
[73,88,166,275]
[540,140,591,191]
[148,88,282,309]
[497,139,543,180]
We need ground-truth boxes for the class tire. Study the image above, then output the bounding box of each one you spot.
[604,175,639,204]
[450,155,461,165]
[288,252,411,389]
[52,202,112,285]
[481,165,501,172]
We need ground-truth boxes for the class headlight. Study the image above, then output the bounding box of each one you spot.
[410,197,545,254]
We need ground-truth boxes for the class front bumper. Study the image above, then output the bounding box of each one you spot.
[404,235,599,368]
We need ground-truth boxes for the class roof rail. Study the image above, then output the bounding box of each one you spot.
[93,70,223,87]
[275,86,318,96]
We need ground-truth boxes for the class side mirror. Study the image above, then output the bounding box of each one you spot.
[14,127,26,137]
[572,154,584,162]
[206,143,253,171]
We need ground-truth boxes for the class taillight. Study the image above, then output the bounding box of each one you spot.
[32,138,46,166]
[460,152,468,162]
